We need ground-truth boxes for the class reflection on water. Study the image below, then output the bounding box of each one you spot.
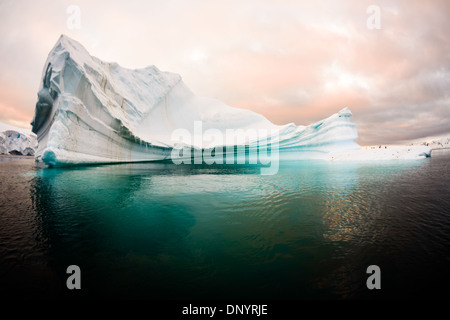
[1,156,450,299]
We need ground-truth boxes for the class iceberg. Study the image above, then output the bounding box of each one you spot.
[31,35,430,167]
[0,122,37,156]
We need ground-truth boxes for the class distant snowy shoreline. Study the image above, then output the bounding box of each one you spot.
[329,145,431,161]
[333,134,450,161]
[404,133,450,150]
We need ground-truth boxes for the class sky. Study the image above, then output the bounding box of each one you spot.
[0,0,449,145]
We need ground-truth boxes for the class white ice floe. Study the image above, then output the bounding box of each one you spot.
[31,35,430,166]
[328,145,432,161]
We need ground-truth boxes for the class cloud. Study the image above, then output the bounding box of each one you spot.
[0,0,449,145]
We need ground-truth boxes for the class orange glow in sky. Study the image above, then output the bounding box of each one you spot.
[0,0,449,145]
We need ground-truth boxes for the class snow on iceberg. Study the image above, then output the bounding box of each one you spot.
[0,122,37,156]
[31,35,429,167]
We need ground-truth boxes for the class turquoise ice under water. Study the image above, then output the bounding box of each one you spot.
[0,151,450,299]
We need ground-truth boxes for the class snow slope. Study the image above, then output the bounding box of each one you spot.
[406,133,450,150]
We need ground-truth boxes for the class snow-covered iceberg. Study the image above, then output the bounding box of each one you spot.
[0,122,37,156]
[327,145,432,161]
[31,35,429,167]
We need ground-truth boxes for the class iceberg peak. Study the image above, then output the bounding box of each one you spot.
[338,107,352,117]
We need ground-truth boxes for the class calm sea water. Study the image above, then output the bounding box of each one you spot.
[1,151,449,300]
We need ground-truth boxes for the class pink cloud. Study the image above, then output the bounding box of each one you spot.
[0,0,448,143]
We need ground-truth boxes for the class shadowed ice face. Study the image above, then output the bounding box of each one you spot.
[32,63,56,133]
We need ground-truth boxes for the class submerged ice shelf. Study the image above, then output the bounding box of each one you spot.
[31,35,431,167]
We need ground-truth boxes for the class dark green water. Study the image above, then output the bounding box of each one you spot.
[1,151,450,299]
